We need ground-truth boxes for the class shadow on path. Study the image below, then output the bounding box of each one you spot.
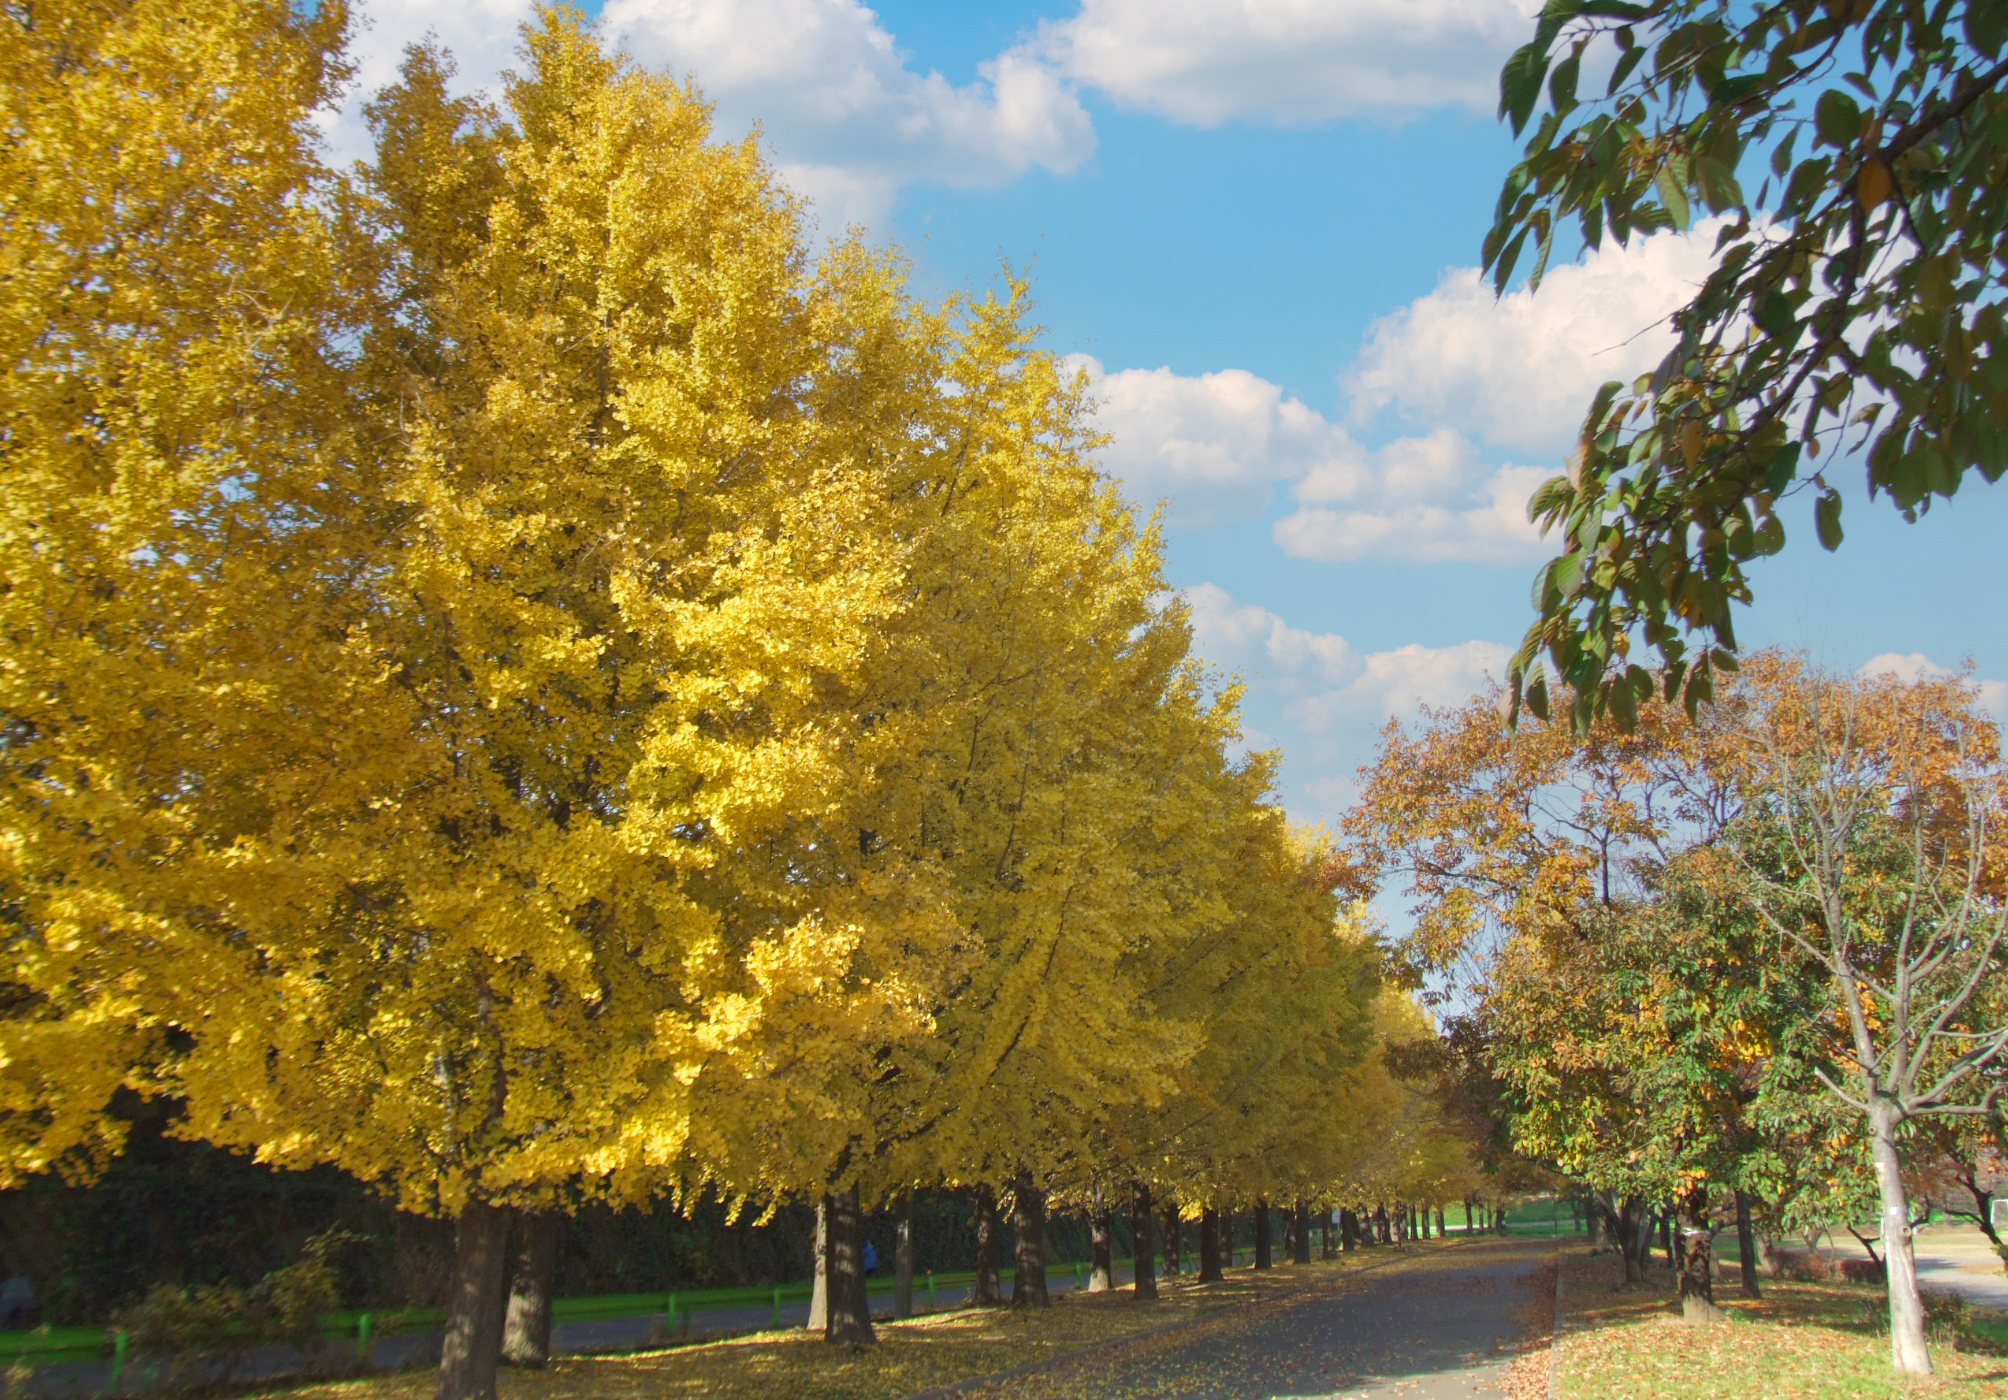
[948,1238,1554,1400]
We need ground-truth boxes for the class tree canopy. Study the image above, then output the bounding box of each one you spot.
[0,4,1483,1395]
[1489,0,2008,728]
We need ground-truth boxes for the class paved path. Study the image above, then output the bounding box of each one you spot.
[954,1239,1552,1400]
[1913,1222,2008,1311]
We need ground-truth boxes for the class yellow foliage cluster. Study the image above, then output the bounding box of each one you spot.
[0,0,1474,1299]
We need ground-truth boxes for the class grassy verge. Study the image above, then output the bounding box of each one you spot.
[246,1253,1413,1400]
[1556,1245,2008,1399]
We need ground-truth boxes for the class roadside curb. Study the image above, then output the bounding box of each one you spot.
[901,1239,1480,1400]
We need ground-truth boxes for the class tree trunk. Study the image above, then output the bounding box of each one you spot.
[1292,1200,1312,1264]
[1870,1100,1933,1375]
[1161,1201,1182,1276]
[1010,1171,1049,1308]
[1320,1208,1333,1260]
[1254,1198,1273,1269]
[1621,1198,1650,1284]
[1198,1207,1224,1282]
[895,1193,915,1319]
[500,1210,558,1368]
[1131,1180,1158,1300]
[807,1195,830,1329]
[437,1201,512,1400]
[1677,1187,1723,1325]
[973,1184,1002,1306]
[1437,1208,1447,1238]
[1659,1209,1675,1267]
[1088,1187,1114,1292]
[1734,1190,1762,1298]
[825,1185,875,1345]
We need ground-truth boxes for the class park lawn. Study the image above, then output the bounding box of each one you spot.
[1555,1244,2008,1399]
[249,1256,1380,1400]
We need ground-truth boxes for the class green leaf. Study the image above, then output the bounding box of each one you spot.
[1500,40,1553,133]
[1693,155,1744,212]
[1967,0,2008,58]
[1526,474,1574,523]
[1814,88,1860,149]
[1770,129,1797,177]
[1655,165,1692,230]
[1525,671,1551,722]
[1753,512,1786,555]
[1814,488,1844,550]
[1493,226,1531,293]
[1607,42,1648,97]
[1549,50,1583,113]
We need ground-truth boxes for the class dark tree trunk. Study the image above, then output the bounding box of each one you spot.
[1088,1187,1114,1292]
[1955,1167,2006,1259]
[1131,1181,1158,1300]
[438,1201,512,1400]
[1374,1205,1389,1245]
[1010,1171,1049,1308]
[825,1185,876,1345]
[1734,1190,1762,1298]
[1677,1188,1723,1324]
[500,1210,558,1368]
[1320,1208,1333,1259]
[1660,1209,1675,1267]
[1341,1208,1358,1251]
[973,1184,1003,1305]
[807,1194,830,1329]
[1292,1200,1312,1264]
[1436,1208,1446,1238]
[1198,1207,1224,1282]
[895,1193,915,1318]
[1617,1197,1648,1283]
[1254,1199,1273,1269]
[1162,1202,1183,1276]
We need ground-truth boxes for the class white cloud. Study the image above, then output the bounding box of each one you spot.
[1078,358,1553,561]
[1075,356,1357,528]
[331,1,1092,234]
[606,0,1093,231]
[1031,0,1541,126]
[1347,224,1726,453]
[1274,431,1551,564]
[1859,653,2007,717]
[1186,583,1356,682]
[1289,639,1513,730]
[1185,583,1508,726]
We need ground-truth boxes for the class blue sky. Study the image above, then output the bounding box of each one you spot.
[344,0,2008,823]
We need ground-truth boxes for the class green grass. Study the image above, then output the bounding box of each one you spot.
[1555,1244,2008,1398]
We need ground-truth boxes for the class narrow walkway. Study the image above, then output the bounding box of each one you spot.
[1913,1222,2008,1311]
[948,1239,1551,1400]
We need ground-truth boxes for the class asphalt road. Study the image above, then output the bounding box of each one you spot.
[955,1238,1553,1400]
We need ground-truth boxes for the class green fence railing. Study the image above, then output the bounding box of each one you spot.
[0,1255,1143,1375]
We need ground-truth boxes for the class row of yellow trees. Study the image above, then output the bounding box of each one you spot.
[0,4,1478,1395]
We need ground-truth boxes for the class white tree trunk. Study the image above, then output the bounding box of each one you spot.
[806,1195,829,1331]
[1870,1102,1933,1375]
